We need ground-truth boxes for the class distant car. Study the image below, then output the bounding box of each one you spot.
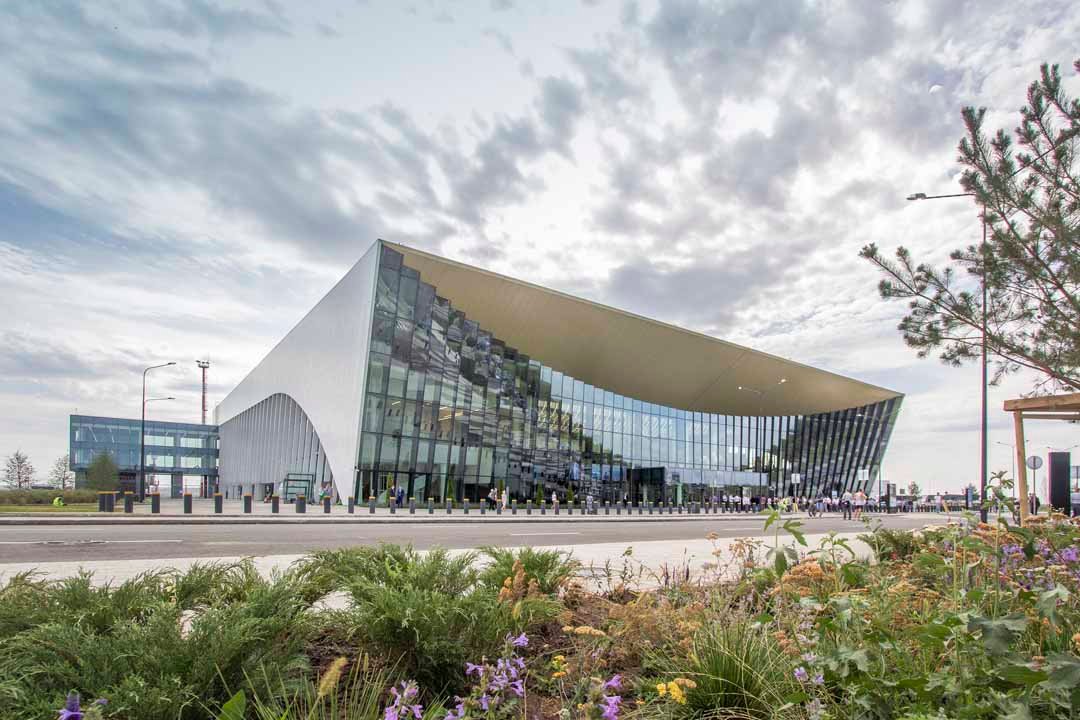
[29,483,58,491]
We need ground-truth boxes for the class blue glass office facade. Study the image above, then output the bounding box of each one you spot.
[356,245,901,504]
[70,415,219,495]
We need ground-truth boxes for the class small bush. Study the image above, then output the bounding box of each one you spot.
[0,562,312,720]
[295,545,559,694]
[0,488,100,505]
[477,546,580,595]
[660,621,800,719]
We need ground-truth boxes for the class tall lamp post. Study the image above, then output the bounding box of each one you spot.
[140,362,176,501]
[907,191,989,522]
[737,378,787,495]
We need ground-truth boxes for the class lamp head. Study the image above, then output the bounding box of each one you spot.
[906,192,927,201]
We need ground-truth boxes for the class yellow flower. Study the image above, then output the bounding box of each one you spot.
[551,671,567,679]
[1072,633,1080,652]
[656,683,667,696]
[316,657,348,699]
[668,683,686,705]
[554,654,566,662]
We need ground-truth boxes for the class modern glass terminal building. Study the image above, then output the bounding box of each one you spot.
[69,415,219,495]
[216,241,902,504]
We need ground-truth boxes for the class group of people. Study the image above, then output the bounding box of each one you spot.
[803,489,869,519]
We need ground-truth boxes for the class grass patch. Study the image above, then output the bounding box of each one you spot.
[0,503,100,513]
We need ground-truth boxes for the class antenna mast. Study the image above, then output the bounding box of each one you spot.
[196,360,210,424]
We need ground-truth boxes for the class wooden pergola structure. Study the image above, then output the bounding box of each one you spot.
[1004,392,1080,524]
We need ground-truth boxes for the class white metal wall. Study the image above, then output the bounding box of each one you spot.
[218,393,331,499]
[216,241,379,501]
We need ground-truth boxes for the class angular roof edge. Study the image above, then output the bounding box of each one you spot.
[383,240,902,417]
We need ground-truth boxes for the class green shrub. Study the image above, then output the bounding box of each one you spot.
[477,546,580,595]
[0,488,100,505]
[295,545,559,694]
[0,563,312,719]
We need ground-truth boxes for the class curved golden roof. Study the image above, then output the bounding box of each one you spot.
[386,240,902,417]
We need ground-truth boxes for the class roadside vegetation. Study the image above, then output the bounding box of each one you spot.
[4,488,1080,719]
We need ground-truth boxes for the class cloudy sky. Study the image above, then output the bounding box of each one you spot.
[2,0,1077,492]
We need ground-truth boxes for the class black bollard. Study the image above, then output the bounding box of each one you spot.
[511,499,517,515]
[124,492,134,514]
[428,498,434,514]
[214,493,223,514]
[182,493,192,514]
[389,499,395,514]
[409,497,415,515]
[151,492,161,514]
[527,500,532,515]
[462,500,467,515]
[296,495,306,514]
[271,495,280,514]
[98,492,108,512]
[348,496,355,514]
[369,496,376,514]
[324,496,332,514]
[243,494,252,514]
[540,499,546,515]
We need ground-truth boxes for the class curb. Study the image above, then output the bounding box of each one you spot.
[0,513,916,527]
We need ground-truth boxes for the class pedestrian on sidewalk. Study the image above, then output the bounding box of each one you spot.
[853,490,866,520]
[841,489,853,520]
[551,490,559,513]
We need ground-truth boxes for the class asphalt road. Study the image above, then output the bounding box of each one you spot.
[0,514,938,564]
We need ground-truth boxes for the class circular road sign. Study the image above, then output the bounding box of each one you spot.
[1026,455,1044,470]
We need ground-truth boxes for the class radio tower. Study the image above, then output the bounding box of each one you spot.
[196,359,210,424]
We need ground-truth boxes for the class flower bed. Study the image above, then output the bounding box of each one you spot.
[9,512,1080,720]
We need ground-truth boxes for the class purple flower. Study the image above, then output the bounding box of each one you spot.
[510,680,525,697]
[509,632,528,648]
[465,662,483,677]
[601,695,622,720]
[794,667,809,683]
[812,673,825,685]
[604,674,622,690]
[801,652,817,663]
[479,694,491,711]
[445,701,466,720]
[58,693,83,720]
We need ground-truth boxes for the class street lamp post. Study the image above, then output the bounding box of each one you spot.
[907,191,989,523]
[140,362,176,501]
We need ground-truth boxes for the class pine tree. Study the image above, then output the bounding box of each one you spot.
[861,60,1080,393]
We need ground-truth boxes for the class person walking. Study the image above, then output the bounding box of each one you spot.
[853,489,866,520]
[487,486,497,510]
[841,489,853,520]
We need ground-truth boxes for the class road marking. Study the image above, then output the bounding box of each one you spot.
[509,532,582,537]
[0,539,183,546]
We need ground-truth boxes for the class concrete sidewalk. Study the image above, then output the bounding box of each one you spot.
[0,531,874,589]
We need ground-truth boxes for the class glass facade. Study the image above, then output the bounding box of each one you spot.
[355,246,900,504]
[70,415,219,494]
